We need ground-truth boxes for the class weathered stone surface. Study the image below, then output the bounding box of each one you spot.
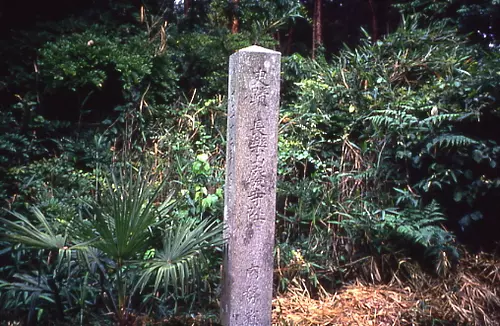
[221,45,281,326]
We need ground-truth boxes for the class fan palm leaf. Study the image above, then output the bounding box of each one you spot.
[78,167,175,263]
[1,207,68,249]
[134,218,222,295]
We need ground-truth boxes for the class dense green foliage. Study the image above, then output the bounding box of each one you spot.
[0,0,499,324]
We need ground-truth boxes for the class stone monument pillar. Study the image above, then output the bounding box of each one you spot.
[221,45,281,326]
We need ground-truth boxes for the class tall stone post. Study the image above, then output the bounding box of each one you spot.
[221,46,281,326]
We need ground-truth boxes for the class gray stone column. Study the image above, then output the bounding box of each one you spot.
[221,45,281,326]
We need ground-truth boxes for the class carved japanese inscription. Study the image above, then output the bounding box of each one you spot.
[221,46,281,326]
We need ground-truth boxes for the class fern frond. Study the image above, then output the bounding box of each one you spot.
[420,113,462,127]
[366,109,419,130]
[426,134,477,151]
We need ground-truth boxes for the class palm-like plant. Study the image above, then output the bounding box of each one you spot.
[78,167,222,322]
[75,168,176,320]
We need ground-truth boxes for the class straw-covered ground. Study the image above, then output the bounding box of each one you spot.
[272,251,500,326]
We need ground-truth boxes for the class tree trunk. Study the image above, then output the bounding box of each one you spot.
[231,0,239,33]
[286,27,294,55]
[184,0,191,16]
[368,0,378,42]
[312,0,323,59]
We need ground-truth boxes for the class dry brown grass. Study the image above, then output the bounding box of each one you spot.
[423,251,500,325]
[273,283,416,325]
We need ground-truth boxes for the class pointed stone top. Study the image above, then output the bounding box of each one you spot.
[238,45,281,55]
